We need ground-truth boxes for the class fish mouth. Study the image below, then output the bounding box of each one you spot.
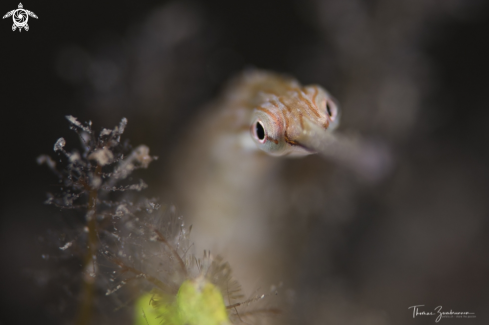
[283,132,316,156]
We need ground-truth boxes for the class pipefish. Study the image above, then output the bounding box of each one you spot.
[164,69,386,293]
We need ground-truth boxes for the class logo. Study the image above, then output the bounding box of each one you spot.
[408,305,476,322]
[3,3,37,32]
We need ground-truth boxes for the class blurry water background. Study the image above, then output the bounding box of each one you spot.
[1,0,489,324]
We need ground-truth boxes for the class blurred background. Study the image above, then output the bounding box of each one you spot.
[1,0,489,324]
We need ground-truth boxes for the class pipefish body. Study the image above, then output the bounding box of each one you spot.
[165,69,340,291]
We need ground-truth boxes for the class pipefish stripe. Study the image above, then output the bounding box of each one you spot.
[294,87,321,119]
[271,99,304,142]
[282,114,310,149]
[311,86,319,108]
[284,131,305,147]
[255,106,277,120]
[272,90,327,132]
[259,98,311,149]
[273,99,306,131]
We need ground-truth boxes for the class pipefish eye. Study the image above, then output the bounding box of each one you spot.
[253,120,266,143]
[250,112,287,156]
[326,99,338,121]
[323,96,340,131]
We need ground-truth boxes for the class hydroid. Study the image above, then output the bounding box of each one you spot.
[39,116,279,325]
[38,116,157,324]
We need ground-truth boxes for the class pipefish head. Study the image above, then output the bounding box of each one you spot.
[250,85,340,157]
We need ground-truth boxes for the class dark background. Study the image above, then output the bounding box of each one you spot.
[1,0,489,324]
